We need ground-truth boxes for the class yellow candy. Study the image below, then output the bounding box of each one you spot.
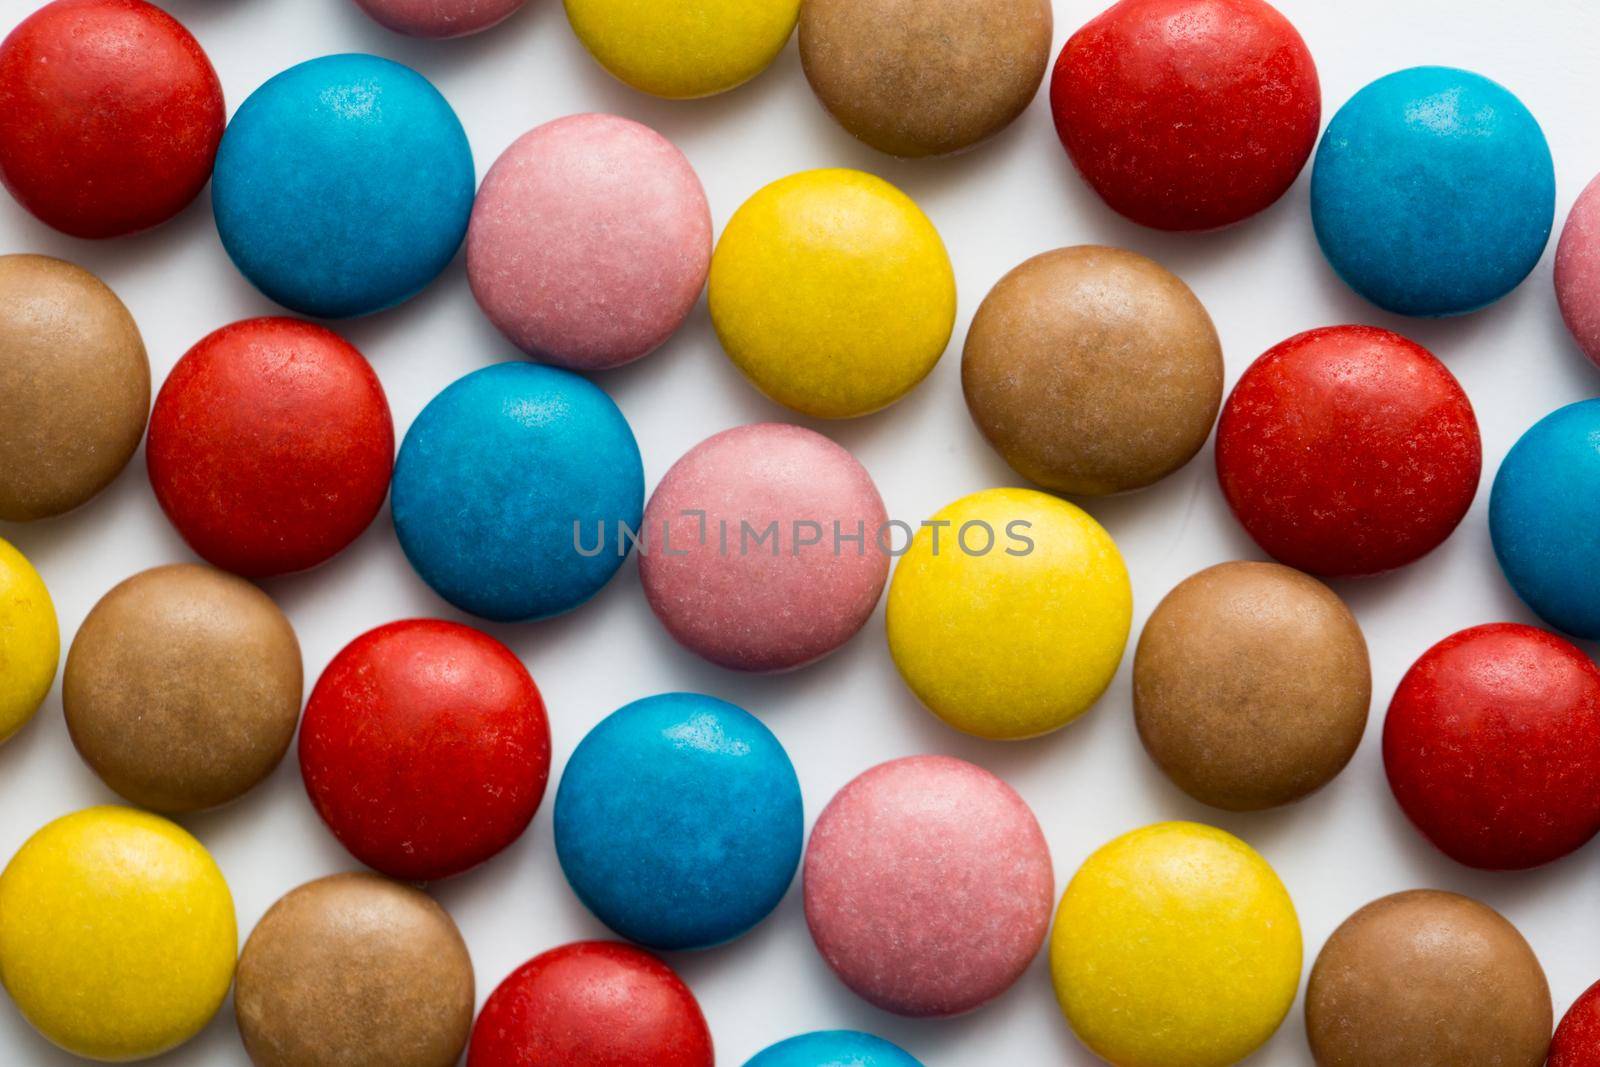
[564,0,800,99]
[1051,822,1302,1067]
[710,168,956,419]
[0,806,236,1061]
[0,537,57,743]
[886,487,1130,738]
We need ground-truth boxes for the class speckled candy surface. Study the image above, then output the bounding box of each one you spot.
[0,538,57,745]
[1312,66,1555,316]
[299,619,551,881]
[1050,0,1319,231]
[1051,821,1301,1067]
[1556,175,1600,368]
[803,755,1053,1017]
[886,487,1131,739]
[640,423,888,672]
[554,692,803,951]
[564,0,801,99]
[0,806,236,1061]
[391,362,645,621]
[745,1031,924,1067]
[467,114,711,371]
[1216,325,1481,577]
[212,54,474,318]
[1552,981,1600,1067]
[352,0,524,37]
[709,168,956,419]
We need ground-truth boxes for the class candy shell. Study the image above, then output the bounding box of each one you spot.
[147,317,394,578]
[554,692,803,951]
[352,0,523,37]
[804,755,1052,1017]
[799,0,1051,158]
[236,872,473,1067]
[962,245,1223,495]
[710,169,956,419]
[1051,822,1301,1067]
[467,942,713,1067]
[564,0,800,99]
[1556,175,1600,368]
[0,806,235,1061]
[299,620,551,882]
[1050,0,1319,231]
[0,537,58,744]
[391,362,644,622]
[467,114,711,371]
[1216,325,1481,578]
[0,0,224,238]
[886,487,1131,739]
[1305,890,1551,1067]
[64,564,303,813]
[1311,66,1554,316]
[212,54,474,318]
[640,423,888,672]
[745,1031,923,1067]
[1552,980,1600,1067]
[0,254,149,522]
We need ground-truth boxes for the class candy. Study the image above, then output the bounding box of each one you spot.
[745,1032,923,1067]
[640,424,888,672]
[1050,0,1318,231]
[886,487,1131,739]
[963,245,1222,495]
[212,54,474,318]
[0,255,148,521]
[146,317,393,578]
[0,807,235,1061]
[554,692,802,951]
[392,362,644,621]
[1216,325,1481,578]
[299,619,551,882]
[467,114,711,371]
[1556,175,1600,368]
[0,0,223,238]
[64,564,302,813]
[467,942,713,1067]
[352,0,523,37]
[1305,890,1551,1067]
[710,169,956,419]
[1312,66,1554,316]
[1552,981,1600,1067]
[0,537,57,744]
[1051,822,1301,1067]
[799,0,1051,158]
[1491,400,1600,638]
[564,0,800,99]
[803,755,1052,1017]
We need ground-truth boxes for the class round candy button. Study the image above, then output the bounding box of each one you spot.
[467,942,713,1067]
[300,620,550,882]
[212,54,474,318]
[1556,174,1600,369]
[0,806,235,1061]
[886,487,1131,739]
[1552,981,1600,1067]
[1216,325,1481,578]
[710,169,956,419]
[564,0,800,99]
[554,692,803,951]
[745,1032,923,1067]
[0,537,57,745]
[0,0,224,238]
[1051,822,1301,1067]
[1312,66,1554,316]
[352,0,523,37]
[392,362,645,622]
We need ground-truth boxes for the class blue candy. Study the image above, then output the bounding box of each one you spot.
[1311,66,1554,317]
[554,692,803,951]
[212,54,474,318]
[744,1031,924,1067]
[392,362,644,622]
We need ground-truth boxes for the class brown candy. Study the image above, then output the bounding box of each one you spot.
[799,0,1051,158]
[1133,561,1370,811]
[962,245,1223,496]
[1306,890,1551,1067]
[235,872,474,1067]
[64,563,302,813]
[0,254,149,521]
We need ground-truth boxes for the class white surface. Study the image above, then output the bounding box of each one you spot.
[1,0,1597,1063]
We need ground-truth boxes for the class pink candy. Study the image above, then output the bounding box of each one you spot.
[351,0,523,37]
[1557,173,1600,369]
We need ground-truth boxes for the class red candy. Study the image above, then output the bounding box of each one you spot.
[147,317,394,578]
[299,619,551,882]
[0,0,224,238]
[468,941,713,1067]
[1215,325,1481,578]
[1050,0,1319,231]
[1553,980,1600,1067]
[1384,623,1600,871]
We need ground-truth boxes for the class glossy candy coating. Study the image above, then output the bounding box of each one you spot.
[1556,174,1600,368]
[1552,980,1600,1067]
[745,1031,923,1067]
[564,0,801,99]
[352,0,524,37]
[0,537,58,744]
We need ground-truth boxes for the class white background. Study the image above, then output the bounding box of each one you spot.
[1,0,1598,1063]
